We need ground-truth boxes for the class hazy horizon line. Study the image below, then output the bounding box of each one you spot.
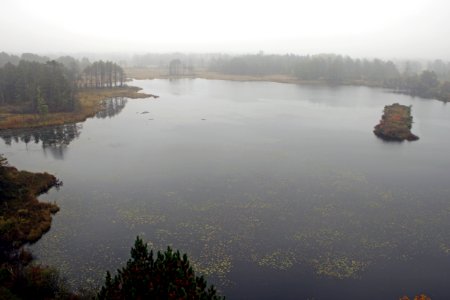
[2,49,447,63]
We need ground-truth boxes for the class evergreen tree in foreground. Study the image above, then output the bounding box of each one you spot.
[98,237,224,300]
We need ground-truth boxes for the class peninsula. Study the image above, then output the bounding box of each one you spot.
[0,59,156,130]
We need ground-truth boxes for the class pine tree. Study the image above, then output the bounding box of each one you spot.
[98,237,224,300]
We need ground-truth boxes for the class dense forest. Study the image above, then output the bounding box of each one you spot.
[208,54,450,102]
[210,54,398,83]
[0,52,125,114]
[0,61,77,113]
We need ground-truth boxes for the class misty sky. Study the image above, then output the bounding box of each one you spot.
[1,0,450,59]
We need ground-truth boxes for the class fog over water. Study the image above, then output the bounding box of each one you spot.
[1,0,450,59]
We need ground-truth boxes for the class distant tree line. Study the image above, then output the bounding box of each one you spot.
[0,52,127,114]
[209,53,450,102]
[1,50,450,103]
[423,59,450,81]
[0,52,50,67]
[209,53,400,84]
[397,70,450,101]
[130,52,209,69]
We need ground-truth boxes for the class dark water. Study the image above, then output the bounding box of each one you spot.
[2,79,450,299]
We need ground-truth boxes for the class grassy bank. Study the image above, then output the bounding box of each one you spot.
[125,67,325,84]
[125,67,387,87]
[373,103,419,141]
[0,86,154,130]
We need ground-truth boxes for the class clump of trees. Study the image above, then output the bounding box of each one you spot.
[0,52,127,115]
[79,61,125,88]
[0,52,51,67]
[169,59,183,76]
[399,70,450,102]
[0,61,77,113]
[98,237,224,300]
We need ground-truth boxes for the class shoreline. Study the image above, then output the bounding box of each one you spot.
[126,67,449,103]
[0,86,155,130]
[0,157,76,299]
[0,163,60,250]
[125,67,386,87]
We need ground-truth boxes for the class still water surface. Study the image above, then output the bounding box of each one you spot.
[2,79,450,299]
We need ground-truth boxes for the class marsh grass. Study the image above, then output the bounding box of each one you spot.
[124,67,386,87]
[125,66,316,83]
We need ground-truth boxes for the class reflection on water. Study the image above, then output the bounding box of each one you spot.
[0,123,82,160]
[96,97,128,119]
[2,79,450,299]
[0,98,126,159]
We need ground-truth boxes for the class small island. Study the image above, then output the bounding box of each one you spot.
[374,103,419,141]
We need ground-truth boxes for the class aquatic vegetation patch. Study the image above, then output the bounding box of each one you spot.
[439,243,450,254]
[330,170,368,192]
[293,228,344,249]
[28,163,450,295]
[117,208,167,228]
[312,255,369,279]
[253,249,297,270]
[191,242,233,279]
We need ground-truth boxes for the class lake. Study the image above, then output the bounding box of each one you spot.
[2,79,450,299]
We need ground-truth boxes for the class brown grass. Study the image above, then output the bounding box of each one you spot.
[0,86,154,130]
[125,67,390,88]
[125,67,324,84]
[125,67,172,79]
